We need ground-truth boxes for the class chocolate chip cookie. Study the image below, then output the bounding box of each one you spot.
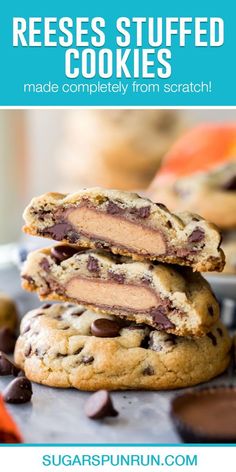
[14,304,231,391]
[22,188,224,272]
[149,162,236,230]
[21,246,219,336]
[0,292,18,331]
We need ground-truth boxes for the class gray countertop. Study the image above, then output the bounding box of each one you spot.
[0,265,235,444]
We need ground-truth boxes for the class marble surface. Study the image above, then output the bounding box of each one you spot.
[0,264,235,444]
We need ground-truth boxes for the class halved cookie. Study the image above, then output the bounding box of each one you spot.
[21,245,219,336]
[23,188,224,272]
[14,304,231,391]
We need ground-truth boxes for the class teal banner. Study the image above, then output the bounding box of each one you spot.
[0,0,235,106]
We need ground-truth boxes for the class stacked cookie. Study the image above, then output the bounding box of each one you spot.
[15,188,232,390]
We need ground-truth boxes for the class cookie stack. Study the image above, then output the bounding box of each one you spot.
[15,188,232,390]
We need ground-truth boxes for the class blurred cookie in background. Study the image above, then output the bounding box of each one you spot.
[148,123,236,274]
[0,292,18,331]
[148,123,236,229]
[59,109,183,190]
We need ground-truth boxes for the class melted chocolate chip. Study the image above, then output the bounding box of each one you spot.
[51,245,79,263]
[85,390,118,419]
[0,328,17,354]
[222,176,236,191]
[207,332,217,346]
[217,327,223,337]
[107,201,123,215]
[91,319,121,338]
[40,258,50,272]
[208,306,214,317]
[188,228,205,244]
[108,271,125,284]
[87,255,100,273]
[150,306,175,330]
[82,355,94,364]
[3,377,33,404]
[131,206,151,219]
[42,222,74,241]
[143,366,154,376]
[0,352,20,376]
[56,353,68,358]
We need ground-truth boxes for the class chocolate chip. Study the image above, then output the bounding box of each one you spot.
[82,355,94,364]
[40,258,50,272]
[85,390,118,419]
[0,328,16,354]
[91,319,121,338]
[24,344,32,357]
[217,327,223,337]
[143,366,154,376]
[43,222,73,241]
[108,271,125,284]
[51,245,79,263]
[222,176,236,191]
[208,306,214,317]
[41,303,52,309]
[188,228,205,244]
[131,206,151,219]
[166,220,172,229]
[107,201,123,215]
[207,332,217,346]
[150,306,175,330]
[87,255,100,273]
[3,377,33,404]
[56,353,68,358]
[73,347,83,355]
[70,308,85,316]
[0,352,20,376]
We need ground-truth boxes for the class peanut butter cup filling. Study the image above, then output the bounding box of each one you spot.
[66,277,158,312]
[67,206,166,256]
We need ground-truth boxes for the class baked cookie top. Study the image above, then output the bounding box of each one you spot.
[23,187,224,272]
[21,245,219,336]
[14,303,231,391]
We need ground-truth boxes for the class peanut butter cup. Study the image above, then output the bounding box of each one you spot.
[171,386,236,443]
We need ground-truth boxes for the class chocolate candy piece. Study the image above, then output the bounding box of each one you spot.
[85,390,118,419]
[3,377,33,404]
[0,328,16,354]
[0,352,20,376]
[87,255,100,273]
[188,228,205,244]
[150,306,175,330]
[51,245,79,263]
[91,319,121,337]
